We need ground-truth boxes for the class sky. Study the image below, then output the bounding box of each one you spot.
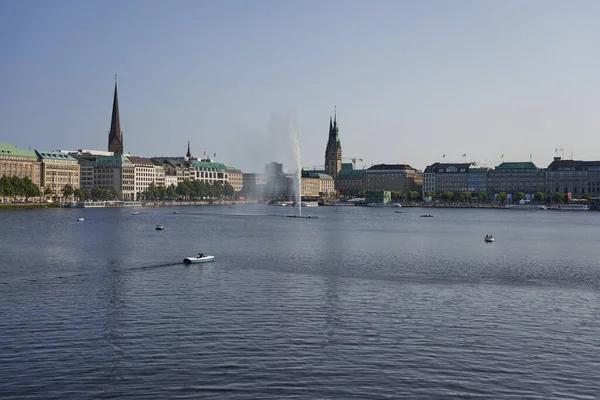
[1,0,600,173]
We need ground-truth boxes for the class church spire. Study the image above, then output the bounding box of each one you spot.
[333,105,337,129]
[108,75,124,156]
[186,139,192,159]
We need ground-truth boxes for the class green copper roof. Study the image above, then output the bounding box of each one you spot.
[338,169,365,178]
[35,150,76,161]
[494,162,539,171]
[190,160,226,170]
[0,142,37,158]
[96,155,133,166]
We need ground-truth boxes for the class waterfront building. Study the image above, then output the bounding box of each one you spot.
[128,156,157,200]
[364,164,422,196]
[0,142,41,187]
[265,162,288,199]
[546,157,600,198]
[487,162,545,199]
[151,158,190,184]
[365,190,392,205]
[423,163,470,197]
[324,109,342,180]
[108,80,124,156]
[467,165,489,195]
[302,170,335,197]
[242,173,267,199]
[190,159,228,185]
[301,175,321,198]
[35,150,80,195]
[95,155,135,200]
[336,163,365,197]
[226,167,243,193]
[153,162,165,187]
[71,152,101,190]
[164,174,178,188]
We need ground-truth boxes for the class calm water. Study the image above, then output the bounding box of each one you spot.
[1,205,600,399]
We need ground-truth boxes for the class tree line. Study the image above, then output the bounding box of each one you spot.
[0,176,42,201]
[140,180,235,201]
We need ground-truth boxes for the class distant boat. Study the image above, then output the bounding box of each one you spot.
[485,234,495,243]
[183,255,215,264]
[394,210,403,214]
[132,211,139,215]
[420,214,433,218]
[173,211,179,214]
[77,217,85,221]
[548,204,589,211]
[156,224,164,230]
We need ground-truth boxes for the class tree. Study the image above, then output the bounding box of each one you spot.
[358,190,366,198]
[553,192,565,203]
[166,184,177,200]
[91,186,104,201]
[496,192,507,202]
[582,193,592,201]
[478,192,487,202]
[534,192,545,202]
[44,187,54,199]
[424,191,435,199]
[515,192,526,202]
[442,191,454,201]
[408,191,420,201]
[391,191,403,202]
[62,184,75,201]
[223,183,235,198]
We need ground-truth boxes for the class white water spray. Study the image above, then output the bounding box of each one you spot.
[290,118,302,217]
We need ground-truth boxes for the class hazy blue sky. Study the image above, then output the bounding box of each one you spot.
[2,0,600,172]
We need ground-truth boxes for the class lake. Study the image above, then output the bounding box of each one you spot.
[1,205,599,399]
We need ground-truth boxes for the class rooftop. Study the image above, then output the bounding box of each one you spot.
[96,155,133,166]
[35,150,76,161]
[494,162,539,171]
[0,142,38,158]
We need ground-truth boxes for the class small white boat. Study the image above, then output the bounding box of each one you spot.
[173,211,179,214]
[77,217,85,221]
[484,235,494,243]
[132,211,139,215]
[183,255,215,264]
[156,224,164,230]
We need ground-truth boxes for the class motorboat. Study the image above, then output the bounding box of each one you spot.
[132,211,139,215]
[484,235,494,243]
[77,217,85,221]
[155,224,164,230]
[394,210,403,213]
[183,255,215,264]
[173,211,179,214]
[395,203,402,208]
[420,214,434,218]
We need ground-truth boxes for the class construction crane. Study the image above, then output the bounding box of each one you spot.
[342,157,364,166]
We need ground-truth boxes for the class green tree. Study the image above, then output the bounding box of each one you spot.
[408,191,420,201]
[496,192,507,202]
[553,192,565,203]
[223,183,235,198]
[44,187,54,199]
[166,184,177,200]
[391,191,404,202]
[91,186,104,201]
[62,184,75,201]
[442,191,454,201]
[424,191,434,199]
[582,193,592,201]
[533,192,545,202]
[515,192,526,202]
[358,190,366,198]
[478,192,488,202]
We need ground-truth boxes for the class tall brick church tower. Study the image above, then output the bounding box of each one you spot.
[108,77,124,156]
[324,107,342,179]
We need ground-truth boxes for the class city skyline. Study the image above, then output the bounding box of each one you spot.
[2,1,600,172]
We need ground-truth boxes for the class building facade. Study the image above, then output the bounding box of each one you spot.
[226,167,243,193]
[242,173,267,199]
[546,157,600,198]
[336,163,365,197]
[35,150,80,195]
[487,162,545,199]
[0,142,41,187]
[128,156,157,199]
[190,159,228,185]
[423,163,470,197]
[364,164,423,195]
[95,155,135,200]
[324,110,342,180]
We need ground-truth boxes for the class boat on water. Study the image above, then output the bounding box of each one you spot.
[77,217,85,221]
[132,211,139,215]
[173,211,179,214]
[394,210,403,213]
[301,202,319,207]
[395,203,402,208]
[548,204,589,211]
[420,214,434,218]
[155,224,164,230]
[183,255,215,264]
[485,234,495,243]
[366,203,401,207]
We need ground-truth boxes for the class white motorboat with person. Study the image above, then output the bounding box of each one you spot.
[77,217,85,221]
[484,234,494,243]
[183,253,215,264]
[156,224,164,230]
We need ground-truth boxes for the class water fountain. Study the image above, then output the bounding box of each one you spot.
[286,117,317,219]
